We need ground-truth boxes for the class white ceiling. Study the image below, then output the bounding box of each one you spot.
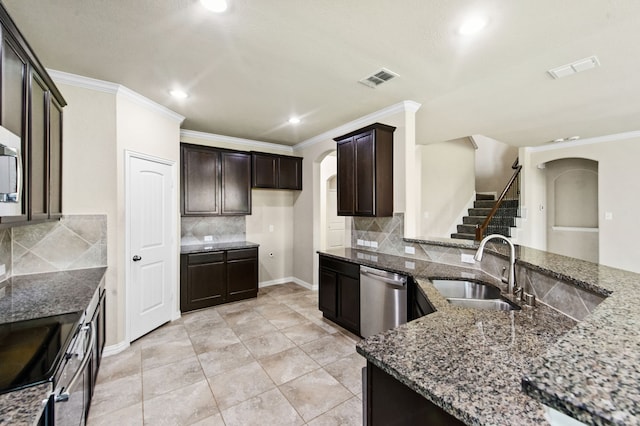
[4,0,640,147]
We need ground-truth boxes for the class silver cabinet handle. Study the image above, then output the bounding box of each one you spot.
[132,255,142,262]
[55,322,95,403]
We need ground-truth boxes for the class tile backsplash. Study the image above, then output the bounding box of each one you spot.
[181,216,246,246]
[351,213,604,321]
[9,215,107,276]
[0,229,11,279]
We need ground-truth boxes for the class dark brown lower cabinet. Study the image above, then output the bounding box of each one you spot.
[365,362,465,426]
[181,248,258,312]
[318,255,360,335]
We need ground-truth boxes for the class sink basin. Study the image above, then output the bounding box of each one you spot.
[447,297,521,311]
[431,279,501,300]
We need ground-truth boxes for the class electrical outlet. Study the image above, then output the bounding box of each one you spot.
[405,246,415,255]
[461,254,476,264]
[357,239,364,246]
[204,235,213,242]
[371,241,378,248]
[405,261,415,270]
[364,240,371,247]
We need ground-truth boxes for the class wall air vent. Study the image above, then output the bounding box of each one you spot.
[548,55,600,79]
[359,68,399,88]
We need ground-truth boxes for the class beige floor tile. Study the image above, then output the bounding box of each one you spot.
[189,413,226,426]
[182,311,227,335]
[215,299,259,315]
[259,347,320,385]
[143,380,218,426]
[207,361,276,410]
[300,334,358,366]
[220,388,304,426]
[220,309,264,327]
[264,310,308,330]
[323,352,366,394]
[308,317,343,334]
[198,342,255,377]
[279,368,352,422]
[142,356,205,400]
[135,323,189,349]
[252,301,292,316]
[243,331,296,359]
[89,373,142,418]
[141,337,196,370]
[281,321,329,346]
[231,318,278,341]
[87,401,143,426]
[95,345,141,385]
[306,396,363,426]
[189,326,241,354]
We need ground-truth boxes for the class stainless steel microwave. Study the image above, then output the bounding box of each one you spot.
[0,125,22,216]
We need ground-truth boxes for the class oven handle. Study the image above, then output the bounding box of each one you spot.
[55,322,95,403]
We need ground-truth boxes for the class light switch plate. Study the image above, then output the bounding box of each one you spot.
[357,239,364,246]
[0,264,5,276]
[204,235,213,242]
[405,246,415,255]
[371,241,378,248]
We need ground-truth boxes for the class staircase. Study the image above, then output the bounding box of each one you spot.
[451,194,519,241]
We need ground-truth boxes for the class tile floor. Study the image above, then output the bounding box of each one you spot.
[87,283,365,426]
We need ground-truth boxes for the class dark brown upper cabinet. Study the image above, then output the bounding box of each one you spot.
[334,123,395,217]
[251,152,302,190]
[0,4,66,226]
[181,143,251,216]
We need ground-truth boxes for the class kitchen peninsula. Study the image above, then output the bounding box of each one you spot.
[321,237,640,425]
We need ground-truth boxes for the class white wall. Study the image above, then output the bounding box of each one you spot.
[519,133,640,273]
[473,134,519,195]
[56,75,184,346]
[419,138,476,237]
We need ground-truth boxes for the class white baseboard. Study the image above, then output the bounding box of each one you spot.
[260,276,316,291]
[103,340,130,357]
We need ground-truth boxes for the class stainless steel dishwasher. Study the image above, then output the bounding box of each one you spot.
[360,266,408,338]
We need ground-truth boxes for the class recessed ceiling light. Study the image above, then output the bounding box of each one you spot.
[552,138,565,143]
[200,0,228,13]
[170,89,188,99]
[567,136,580,141]
[458,17,488,35]
[288,117,301,124]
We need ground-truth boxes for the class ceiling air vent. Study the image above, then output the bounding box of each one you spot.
[548,55,600,79]
[359,68,399,88]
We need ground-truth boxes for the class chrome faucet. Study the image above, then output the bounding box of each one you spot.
[474,234,519,296]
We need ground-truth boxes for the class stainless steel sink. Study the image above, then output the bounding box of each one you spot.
[431,279,501,300]
[447,297,521,311]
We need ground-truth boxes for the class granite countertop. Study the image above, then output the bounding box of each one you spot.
[0,383,51,426]
[0,267,107,325]
[321,248,577,425]
[323,240,640,425]
[0,267,107,424]
[180,241,259,254]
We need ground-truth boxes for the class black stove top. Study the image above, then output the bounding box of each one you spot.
[0,312,82,394]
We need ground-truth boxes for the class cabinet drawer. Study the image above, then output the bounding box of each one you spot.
[319,256,360,279]
[227,248,258,261]
[188,252,224,265]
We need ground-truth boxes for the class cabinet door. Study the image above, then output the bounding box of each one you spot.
[279,156,302,190]
[226,248,258,301]
[48,97,62,219]
[319,268,338,318]
[28,71,49,221]
[336,139,355,215]
[182,146,220,215]
[0,34,28,223]
[338,274,360,334]
[183,256,226,311]
[354,131,375,216]
[221,151,251,215]
[252,153,277,188]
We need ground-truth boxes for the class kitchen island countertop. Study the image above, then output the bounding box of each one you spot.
[322,241,640,425]
[180,241,259,254]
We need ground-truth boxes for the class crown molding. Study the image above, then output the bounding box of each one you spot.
[525,130,640,153]
[294,100,422,150]
[47,69,185,124]
[180,129,295,153]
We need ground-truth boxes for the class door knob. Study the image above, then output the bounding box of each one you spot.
[132,255,142,262]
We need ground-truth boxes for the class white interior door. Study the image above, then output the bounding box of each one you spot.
[326,178,345,248]
[128,153,175,341]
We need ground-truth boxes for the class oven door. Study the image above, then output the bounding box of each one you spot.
[54,322,95,426]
